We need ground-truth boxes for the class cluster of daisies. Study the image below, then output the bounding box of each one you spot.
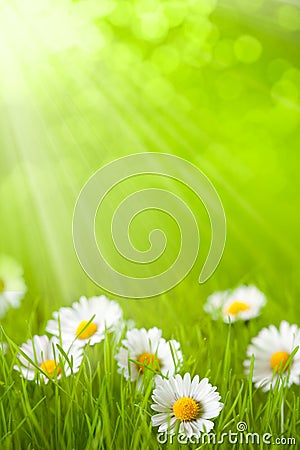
[11,295,223,438]
[204,285,300,392]
[1,257,300,439]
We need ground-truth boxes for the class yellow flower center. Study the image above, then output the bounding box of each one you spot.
[137,352,160,373]
[40,359,61,377]
[76,320,98,339]
[0,278,5,293]
[173,397,200,421]
[225,301,250,316]
[270,351,291,373]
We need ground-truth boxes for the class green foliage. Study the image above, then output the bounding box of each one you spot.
[1,300,300,449]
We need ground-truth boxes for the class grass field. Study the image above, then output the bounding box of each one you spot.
[1,0,300,448]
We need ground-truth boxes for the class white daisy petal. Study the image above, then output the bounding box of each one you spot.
[244,321,300,391]
[184,421,194,438]
[204,285,266,323]
[151,403,171,413]
[183,372,192,396]
[173,373,184,397]
[14,335,83,384]
[151,372,223,439]
[14,366,36,380]
[46,295,123,348]
[0,256,27,318]
[115,327,182,383]
[158,421,172,433]
[152,412,169,427]
[197,418,215,433]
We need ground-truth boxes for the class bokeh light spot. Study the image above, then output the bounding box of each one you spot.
[282,68,300,86]
[191,0,218,16]
[237,0,264,14]
[271,79,299,107]
[183,17,213,45]
[163,2,187,28]
[277,5,300,32]
[137,12,169,41]
[234,35,262,64]
[108,2,133,27]
[151,45,180,74]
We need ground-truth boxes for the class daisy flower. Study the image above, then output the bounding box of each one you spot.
[204,285,266,323]
[115,327,182,382]
[46,295,123,348]
[13,335,83,383]
[151,373,223,438]
[0,255,27,318]
[244,320,300,391]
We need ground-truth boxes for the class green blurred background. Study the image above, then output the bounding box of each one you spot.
[0,0,299,338]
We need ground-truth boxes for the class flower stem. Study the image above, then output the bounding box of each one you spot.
[280,395,285,434]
